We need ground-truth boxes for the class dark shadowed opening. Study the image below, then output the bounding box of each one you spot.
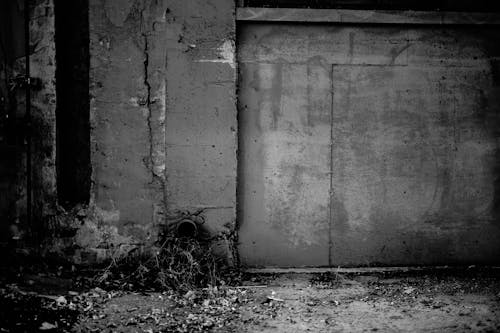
[176,219,198,238]
[54,0,91,208]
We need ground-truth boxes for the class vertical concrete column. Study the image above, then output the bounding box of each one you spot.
[164,0,237,260]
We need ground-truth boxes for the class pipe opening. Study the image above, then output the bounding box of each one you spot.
[176,219,198,238]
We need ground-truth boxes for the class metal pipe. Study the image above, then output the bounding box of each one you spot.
[24,0,32,236]
[176,219,198,238]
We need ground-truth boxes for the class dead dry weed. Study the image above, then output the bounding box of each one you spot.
[96,235,226,292]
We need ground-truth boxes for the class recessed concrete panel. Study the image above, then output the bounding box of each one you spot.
[330,64,500,266]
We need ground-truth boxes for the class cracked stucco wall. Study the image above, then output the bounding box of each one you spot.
[87,0,237,263]
[89,0,166,255]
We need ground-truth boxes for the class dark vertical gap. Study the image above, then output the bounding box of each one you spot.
[0,0,26,246]
[24,0,32,237]
[54,0,90,208]
[234,22,243,267]
[328,65,335,267]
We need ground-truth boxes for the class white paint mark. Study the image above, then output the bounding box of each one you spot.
[197,40,235,69]
[129,97,140,106]
[154,81,166,123]
[152,80,166,180]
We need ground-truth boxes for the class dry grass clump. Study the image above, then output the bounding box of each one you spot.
[96,235,224,292]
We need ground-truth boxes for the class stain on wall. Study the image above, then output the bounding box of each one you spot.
[238,60,332,266]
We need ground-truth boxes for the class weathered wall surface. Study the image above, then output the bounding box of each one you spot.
[5,0,496,268]
[238,23,500,267]
[84,0,237,263]
[164,0,237,262]
[85,0,167,262]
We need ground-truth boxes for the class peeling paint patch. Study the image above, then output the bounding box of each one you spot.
[197,40,235,69]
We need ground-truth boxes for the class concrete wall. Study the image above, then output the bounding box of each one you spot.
[238,23,500,267]
[0,0,236,264]
[2,0,497,267]
[88,0,167,258]
[163,0,237,262]
[82,0,237,263]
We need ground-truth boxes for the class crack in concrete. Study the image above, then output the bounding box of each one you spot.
[142,32,155,182]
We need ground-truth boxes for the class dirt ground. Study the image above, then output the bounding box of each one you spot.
[238,271,500,332]
[1,268,499,332]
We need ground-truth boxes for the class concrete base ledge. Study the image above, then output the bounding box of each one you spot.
[245,266,500,274]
